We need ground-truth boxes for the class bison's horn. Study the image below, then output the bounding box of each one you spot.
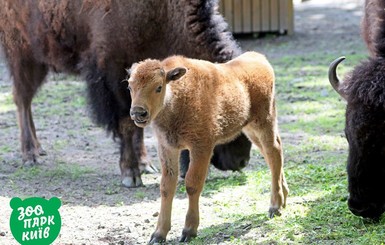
[328,56,347,99]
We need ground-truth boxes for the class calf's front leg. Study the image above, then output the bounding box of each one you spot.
[149,144,180,244]
[180,148,213,242]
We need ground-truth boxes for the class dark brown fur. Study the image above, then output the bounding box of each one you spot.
[329,0,385,219]
[0,0,251,187]
[343,58,385,219]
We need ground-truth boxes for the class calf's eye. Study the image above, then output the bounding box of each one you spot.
[156,86,162,93]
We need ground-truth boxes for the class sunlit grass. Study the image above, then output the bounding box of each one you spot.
[189,49,384,244]
[0,91,15,113]
[11,161,94,181]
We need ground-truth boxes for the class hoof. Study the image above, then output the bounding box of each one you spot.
[140,162,158,174]
[38,147,47,156]
[268,207,282,218]
[23,147,45,166]
[122,176,144,188]
[149,233,166,244]
[22,154,39,167]
[179,228,197,242]
[23,159,37,167]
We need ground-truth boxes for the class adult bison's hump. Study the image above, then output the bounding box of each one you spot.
[1,0,175,74]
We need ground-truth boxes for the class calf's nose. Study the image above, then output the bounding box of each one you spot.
[130,106,149,120]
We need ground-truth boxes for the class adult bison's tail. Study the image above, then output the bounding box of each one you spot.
[83,56,123,138]
[183,0,242,62]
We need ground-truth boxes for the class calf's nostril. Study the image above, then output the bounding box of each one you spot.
[130,107,149,122]
[139,110,148,118]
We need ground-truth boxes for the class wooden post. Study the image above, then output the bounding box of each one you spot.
[261,0,270,32]
[252,0,261,32]
[218,0,294,35]
[242,0,252,33]
[224,0,234,31]
[233,0,243,33]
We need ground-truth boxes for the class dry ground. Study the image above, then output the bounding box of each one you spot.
[0,0,366,244]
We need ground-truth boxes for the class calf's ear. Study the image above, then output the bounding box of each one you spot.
[166,67,187,82]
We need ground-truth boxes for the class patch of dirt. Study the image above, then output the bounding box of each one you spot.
[0,1,365,244]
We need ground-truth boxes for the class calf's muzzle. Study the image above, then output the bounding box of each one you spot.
[130,106,149,125]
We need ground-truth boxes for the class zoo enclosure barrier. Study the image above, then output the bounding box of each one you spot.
[218,0,294,35]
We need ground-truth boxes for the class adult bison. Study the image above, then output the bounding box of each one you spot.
[328,0,385,220]
[0,0,251,187]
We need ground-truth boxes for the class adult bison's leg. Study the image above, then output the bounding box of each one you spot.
[85,60,155,187]
[11,57,48,165]
[133,126,158,174]
[120,116,157,187]
[118,117,145,187]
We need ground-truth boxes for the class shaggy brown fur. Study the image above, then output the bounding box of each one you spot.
[0,0,251,187]
[128,51,289,243]
[329,57,385,220]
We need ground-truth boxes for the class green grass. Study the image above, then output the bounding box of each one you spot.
[0,90,15,113]
[188,157,385,244]
[186,47,385,244]
[134,191,147,199]
[10,161,95,182]
[33,81,87,115]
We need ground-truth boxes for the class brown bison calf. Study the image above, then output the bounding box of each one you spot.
[127,51,289,243]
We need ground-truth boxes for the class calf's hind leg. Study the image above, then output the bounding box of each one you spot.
[11,57,48,165]
[243,121,289,218]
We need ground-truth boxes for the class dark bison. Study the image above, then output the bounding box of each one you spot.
[0,0,251,187]
[328,0,385,220]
